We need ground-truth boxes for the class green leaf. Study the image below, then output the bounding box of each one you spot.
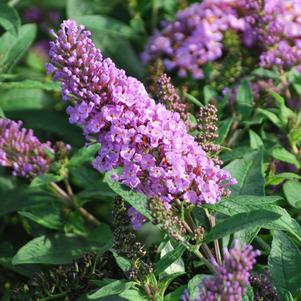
[0,80,61,92]
[0,88,52,111]
[18,200,62,230]
[69,144,101,166]
[236,80,253,119]
[272,147,300,169]
[71,15,144,78]
[75,15,137,39]
[154,243,185,276]
[111,250,131,272]
[207,198,301,244]
[252,68,279,79]
[187,274,207,300]
[203,210,281,243]
[12,225,112,265]
[242,286,254,301]
[225,149,265,196]
[216,118,233,144]
[266,172,301,186]
[0,4,20,36]
[104,172,152,220]
[269,231,301,298]
[256,108,282,128]
[164,285,186,301]
[30,173,63,187]
[0,24,37,72]
[283,181,301,209]
[88,280,134,299]
[67,0,121,18]
[158,272,185,299]
[203,85,218,104]
[249,129,263,149]
[184,92,203,107]
[0,187,44,217]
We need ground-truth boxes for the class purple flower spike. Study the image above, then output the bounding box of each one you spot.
[182,242,260,301]
[0,119,54,177]
[48,20,235,207]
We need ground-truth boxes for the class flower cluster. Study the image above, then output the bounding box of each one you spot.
[243,0,301,71]
[142,0,246,79]
[0,119,54,177]
[143,0,301,78]
[182,242,260,301]
[250,269,280,301]
[48,20,235,206]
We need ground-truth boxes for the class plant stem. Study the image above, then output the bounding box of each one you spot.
[50,181,101,227]
[192,248,216,274]
[205,209,222,265]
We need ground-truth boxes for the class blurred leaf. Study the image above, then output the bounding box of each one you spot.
[12,225,113,265]
[0,187,46,217]
[69,144,101,166]
[184,92,202,107]
[158,272,185,299]
[203,210,280,243]
[164,285,186,301]
[283,181,301,209]
[0,88,52,111]
[252,68,279,79]
[187,274,207,300]
[74,15,137,39]
[0,80,61,92]
[67,0,121,17]
[216,118,233,144]
[88,280,134,299]
[266,172,301,186]
[18,200,62,230]
[0,3,20,36]
[242,286,254,301]
[155,242,185,276]
[0,24,37,72]
[104,172,152,220]
[72,15,144,77]
[30,173,63,187]
[269,231,301,298]
[225,149,265,196]
[256,108,282,128]
[203,85,218,104]
[249,129,263,149]
[236,80,253,119]
[272,147,300,169]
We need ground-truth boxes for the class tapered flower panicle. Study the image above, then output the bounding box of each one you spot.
[143,0,301,77]
[182,242,260,301]
[142,0,246,79]
[0,119,54,177]
[48,20,235,205]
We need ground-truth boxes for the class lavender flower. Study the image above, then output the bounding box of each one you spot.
[128,207,146,230]
[142,1,246,79]
[243,0,301,71]
[182,242,260,301]
[48,20,235,207]
[0,119,54,177]
[143,0,301,79]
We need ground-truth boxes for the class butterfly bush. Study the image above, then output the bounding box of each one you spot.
[142,0,247,79]
[182,242,260,301]
[47,20,235,207]
[244,0,301,71]
[0,119,54,177]
[143,0,301,78]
